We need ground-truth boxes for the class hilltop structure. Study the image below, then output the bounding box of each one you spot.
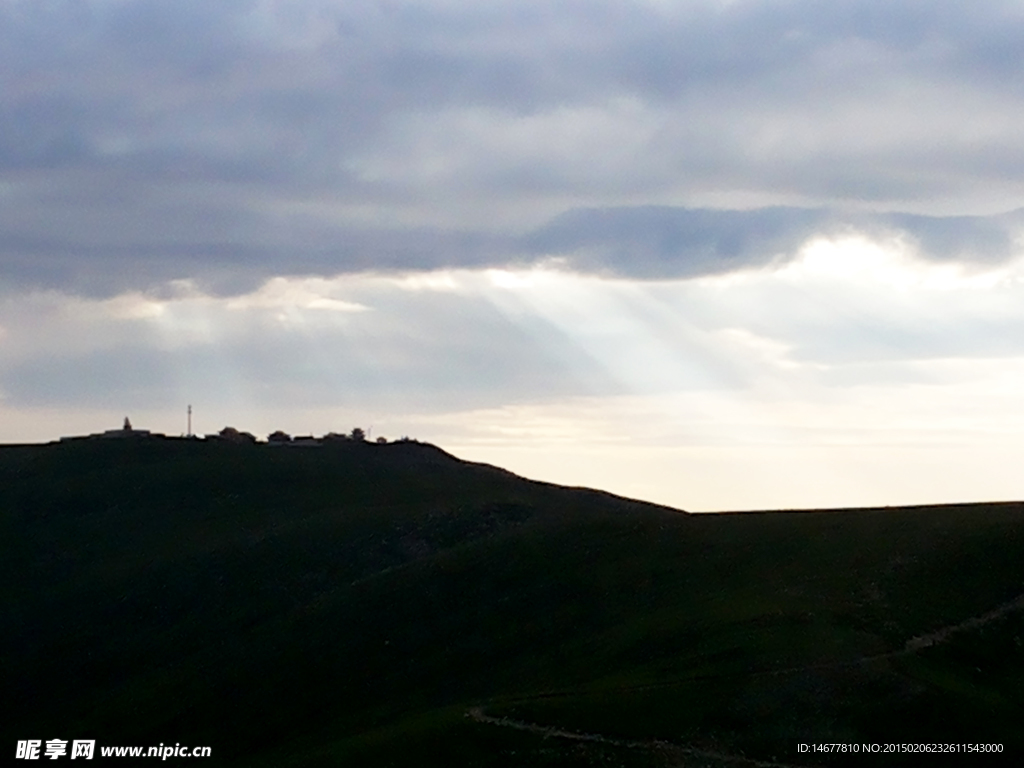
[56,419,391,446]
[210,426,258,444]
[100,416,152,438]
[59,417,157,442]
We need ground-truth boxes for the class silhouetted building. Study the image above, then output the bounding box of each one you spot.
[213,426,257,444]
[101,417,150,439]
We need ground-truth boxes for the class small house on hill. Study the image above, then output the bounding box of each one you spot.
[211,427,257,444]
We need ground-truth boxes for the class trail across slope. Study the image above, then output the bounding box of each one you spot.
[468,590,1024,765]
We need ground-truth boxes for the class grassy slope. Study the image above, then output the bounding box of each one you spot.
[2,438,1023,766]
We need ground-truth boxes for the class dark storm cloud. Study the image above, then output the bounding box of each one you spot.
[4,0,1024,295]
[524,207,833,278]
[0,216,513,298]
[525,206,1024,278]
[875,211,1023,263]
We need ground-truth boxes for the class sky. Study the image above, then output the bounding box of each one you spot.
[4,0,1024,511]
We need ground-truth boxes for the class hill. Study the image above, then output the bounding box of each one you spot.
[3,436,1023,766]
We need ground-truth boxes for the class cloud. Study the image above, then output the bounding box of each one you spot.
[8,238,1024,416]
[3,195,1022,294]
[522,205,1024,279]
[5,1,1024,295]
[0,273,616,410]
[523,206,829,277]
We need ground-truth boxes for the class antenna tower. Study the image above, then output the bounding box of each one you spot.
[187,404,192,437]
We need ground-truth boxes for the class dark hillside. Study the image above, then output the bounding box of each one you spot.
[3,437,1023,766]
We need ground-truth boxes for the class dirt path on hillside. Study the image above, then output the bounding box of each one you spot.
[467,591,1024,767]
[901,591,1024,651]
[466,706,804,768]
